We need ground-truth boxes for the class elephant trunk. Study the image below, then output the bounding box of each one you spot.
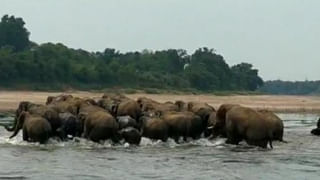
[9,112,26,139]
[9,125,21,139]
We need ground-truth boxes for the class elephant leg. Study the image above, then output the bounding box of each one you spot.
[83,125,90,139]
[88,126,111,143]
[111,130,121,143]
[161,134,168,142]
[23,129,29,141]
[226,130,242,145]
[56,127,67,141]
[183,136,188,142]
[173,136,180,144]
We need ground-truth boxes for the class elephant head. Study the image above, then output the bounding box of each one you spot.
[46,94,73,105]
[5,101,32,132]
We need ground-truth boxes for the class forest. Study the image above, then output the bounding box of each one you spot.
[0,15,265,92]
[260,80,320,95]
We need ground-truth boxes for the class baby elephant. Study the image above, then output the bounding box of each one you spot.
[9,111,52,144]
[118,127,141,145]
[57,112,81,140]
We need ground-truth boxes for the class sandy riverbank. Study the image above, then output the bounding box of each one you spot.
[1,91,320,114]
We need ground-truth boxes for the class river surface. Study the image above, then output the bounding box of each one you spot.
[0,113,319,180]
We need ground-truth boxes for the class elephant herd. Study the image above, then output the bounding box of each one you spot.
[3,93,292,148]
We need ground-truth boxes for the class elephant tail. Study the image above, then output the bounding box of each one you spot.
[9,127,21,139]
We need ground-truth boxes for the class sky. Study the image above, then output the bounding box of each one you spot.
[1,0,319,81]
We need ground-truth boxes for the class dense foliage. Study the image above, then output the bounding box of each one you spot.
[0,15,30,51]
[259,80,320,95]
[0,15,264,92]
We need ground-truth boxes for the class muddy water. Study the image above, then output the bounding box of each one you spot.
[0,113,319,180]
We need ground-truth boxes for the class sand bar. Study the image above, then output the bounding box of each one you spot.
[0,91,320,114]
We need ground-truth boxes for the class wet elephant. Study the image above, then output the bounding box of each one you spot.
[9,111,52,144]
[78,103,119,143]
[161,111,203,142]
[213,104,240,138]
[5,101,59,135]
[113,100,142,122]
[225,106,274,148]
[204,111,217,137]
[118,127,141,145]
[140,115,168,142]
[56,112,82,139]
[258,110,284,141]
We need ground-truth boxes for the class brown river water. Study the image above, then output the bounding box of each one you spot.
[0,113,319,180]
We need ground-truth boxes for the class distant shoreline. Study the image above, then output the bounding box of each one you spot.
[1,90,320,114]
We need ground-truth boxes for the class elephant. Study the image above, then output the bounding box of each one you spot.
[213,104,240,138]
[113,100,142,121]
[187,101,215,120]
[258,110,284,141]
[204,111,217,137]
[118,127,141,145]
[187,102,215,136]
[140,115,168,142]
[117,116,140,130]
[78,103,119,143]
[225,106,274,148]
[311,118,320,135]
[5,101,59,134]
[56,112,82,139]
[49,101,75,114]
[9,111,52,144]
[140,101,179,114]
[49,97,96,115]
[161,111,203,142]
[97,94,130,113]
[175,100,188,112]
[46,94,73,105]
[102,93,130,103]
[137,97,160,107]
[97,98,118,115]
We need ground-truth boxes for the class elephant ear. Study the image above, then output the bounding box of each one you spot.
[46,96,54,105]
[15,101,29,119]
[175,101,184,110]
[317,118,320,128]
[77,112,87,123]
[187,102,194,111]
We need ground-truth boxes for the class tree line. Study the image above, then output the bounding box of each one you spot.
[0,15,264,92]
[260,80,320,95]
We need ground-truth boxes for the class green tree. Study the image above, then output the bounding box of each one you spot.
[231,63,263,91]
[0,15,30,51]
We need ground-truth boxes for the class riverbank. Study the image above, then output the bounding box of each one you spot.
[0,91,320,114]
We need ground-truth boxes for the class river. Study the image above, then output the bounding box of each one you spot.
[0,113,319,180]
